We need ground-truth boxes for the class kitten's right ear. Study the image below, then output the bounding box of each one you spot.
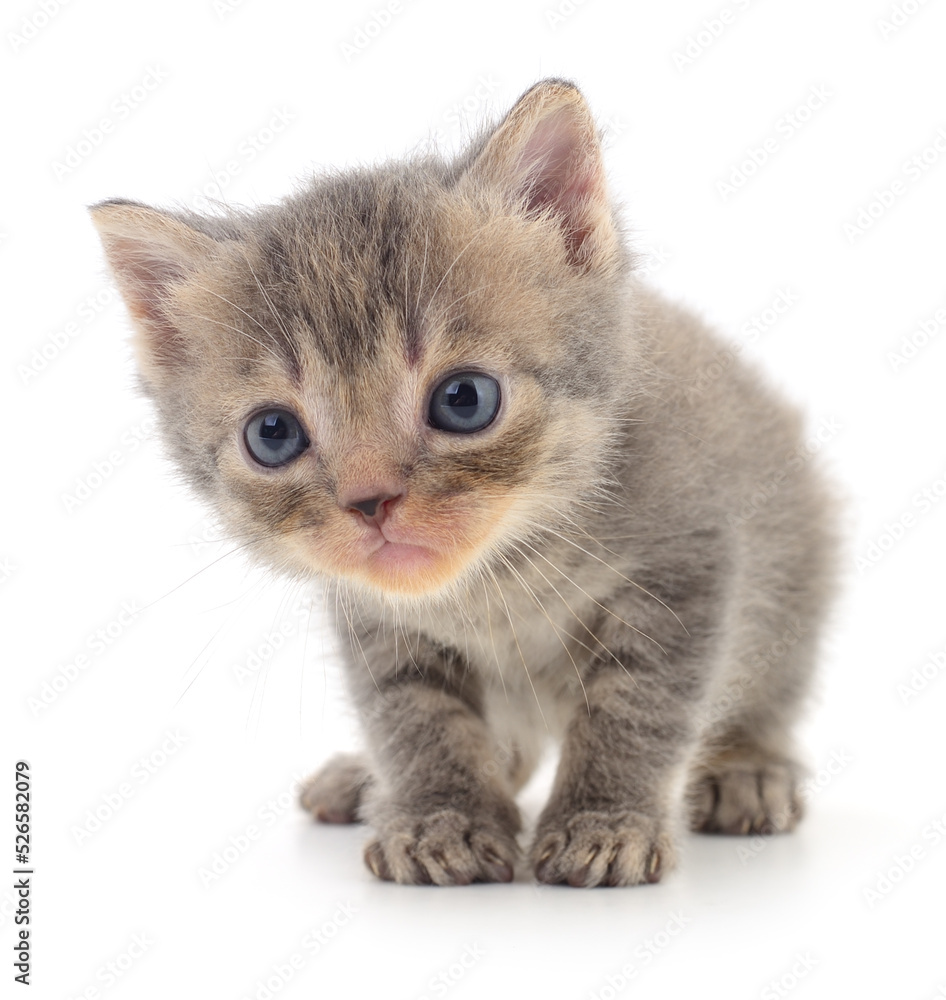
[462,79,619,272]
[89,200,219,379]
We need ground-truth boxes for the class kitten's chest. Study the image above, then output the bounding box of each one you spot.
[404,546,611,694]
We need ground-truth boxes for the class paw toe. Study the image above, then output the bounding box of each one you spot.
[689,759,802,835]
[532,812,674,888]
[364,810,519,886]
[300,753,371,824]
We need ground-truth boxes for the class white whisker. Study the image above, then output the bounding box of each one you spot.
[494,550,591,714]
[483,563,549,732]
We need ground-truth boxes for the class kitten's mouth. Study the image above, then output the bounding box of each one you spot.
[362,520,441,574]
[343,520,465,597]
[367,539,439,575]
[314,499,510,598]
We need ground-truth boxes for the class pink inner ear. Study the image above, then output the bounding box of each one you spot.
[515,107,604,262]
[110,235,188,308]
[107,235,191,366]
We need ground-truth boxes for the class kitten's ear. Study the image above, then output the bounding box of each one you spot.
[89,200,219,379]
[463,79,618,270]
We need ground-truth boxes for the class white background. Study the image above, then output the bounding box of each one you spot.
[3,0,946,997]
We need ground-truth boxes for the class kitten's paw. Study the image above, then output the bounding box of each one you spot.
[687,755,802,835]
[531,810,675,887]
[299,753,372,824]
[363,809,519,886]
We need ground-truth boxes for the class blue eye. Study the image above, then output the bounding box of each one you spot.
[244,409,309,467]
[428,372,501,433]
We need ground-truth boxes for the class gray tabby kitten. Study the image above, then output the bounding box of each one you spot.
[91,80,836,887]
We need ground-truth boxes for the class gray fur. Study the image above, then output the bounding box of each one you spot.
[91,80,838,887]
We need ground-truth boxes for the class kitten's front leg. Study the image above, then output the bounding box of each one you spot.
[531,597,709,887]
[350,638,521,886]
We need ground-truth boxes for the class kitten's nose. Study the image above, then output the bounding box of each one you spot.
[342,492,403,525]
[349,497,381,517]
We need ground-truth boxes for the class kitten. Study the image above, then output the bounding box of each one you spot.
[91,79,837,887]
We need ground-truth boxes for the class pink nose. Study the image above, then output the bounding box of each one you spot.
[342,492,403,525]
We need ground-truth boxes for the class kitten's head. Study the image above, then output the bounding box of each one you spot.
[91,80,637,603]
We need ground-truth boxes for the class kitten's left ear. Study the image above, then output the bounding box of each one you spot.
[89,200,222,380]
[463,79,619,271]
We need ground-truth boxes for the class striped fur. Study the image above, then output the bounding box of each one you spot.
[92,80,838,886]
